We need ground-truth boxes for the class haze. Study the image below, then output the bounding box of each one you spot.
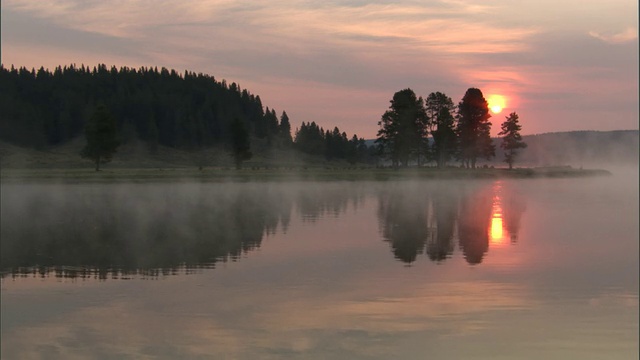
[2,173,638,358]
[1,0,638,138]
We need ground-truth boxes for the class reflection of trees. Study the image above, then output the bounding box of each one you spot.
[0,183,293,279]
[378,186,430,263]
[0,180,528,276]
[378,181,526,265]
[0,182,370,279]
[426,187,457,262]
[502,190,526,243]
[457,185,493,265]
[295,182,366,222]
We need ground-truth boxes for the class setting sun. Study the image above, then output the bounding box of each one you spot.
[487,94,506,114]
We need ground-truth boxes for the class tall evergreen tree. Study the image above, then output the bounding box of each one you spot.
[294,121,325,156]
[498,112,527,169]
[376,88,428,167]
[456,88,495,168]
[81,104,120,171]
[425,92,456,168]
[278,111,293,147]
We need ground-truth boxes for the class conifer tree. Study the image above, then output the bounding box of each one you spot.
[498,112,527,169]
[376,89,428,168]
[81,104,119,171]
[425,92,456,168]
[456,88,495,168]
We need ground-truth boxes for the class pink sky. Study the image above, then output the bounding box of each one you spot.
[2,0,638,138]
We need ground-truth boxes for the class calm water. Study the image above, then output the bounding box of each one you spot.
[1,170,638,359]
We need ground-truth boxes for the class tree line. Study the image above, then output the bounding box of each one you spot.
[0,64,367,168]
[1,64,526,169]
[376,88,526,169]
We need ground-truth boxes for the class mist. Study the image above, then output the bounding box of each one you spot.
[2,167,638,359]
[2,167,637,278]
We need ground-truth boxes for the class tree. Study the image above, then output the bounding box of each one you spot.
[498,112,527,169]
[230,117,252,169]
[294,121,325,156]
[456,88,495,168]
[425,92,456,168]
[376,88,428,168]
[81,104,119,171]
[278,111,293,147]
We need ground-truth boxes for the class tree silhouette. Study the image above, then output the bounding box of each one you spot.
[499,112,527,169]
[456,88,495,168]
[376,89,429,167]
[81,104,119,171]
[278,111,293,147]
[426,92,457,168]
[0,65,291,153]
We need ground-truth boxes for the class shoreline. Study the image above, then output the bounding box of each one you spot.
[0,166,612,183]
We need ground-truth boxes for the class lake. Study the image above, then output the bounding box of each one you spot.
[1,169,638,359]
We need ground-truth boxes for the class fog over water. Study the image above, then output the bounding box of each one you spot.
[1,168,638,359]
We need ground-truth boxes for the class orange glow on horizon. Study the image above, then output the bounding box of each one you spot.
[487,94,506,114]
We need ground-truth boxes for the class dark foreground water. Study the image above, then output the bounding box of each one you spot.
[1,170,638,359]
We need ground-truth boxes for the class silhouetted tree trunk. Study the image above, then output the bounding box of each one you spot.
[230,117,252,169]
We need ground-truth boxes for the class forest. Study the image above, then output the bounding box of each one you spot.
[2,64,634,170]
[0,64,370,165]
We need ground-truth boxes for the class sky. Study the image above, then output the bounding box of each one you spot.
[1,0,638,138]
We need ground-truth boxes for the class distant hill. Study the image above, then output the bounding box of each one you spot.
[493,130,639,167]
[0,64,368,166]
[0,64,290,150]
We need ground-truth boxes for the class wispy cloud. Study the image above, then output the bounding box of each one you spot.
[2,0,638,137]
[589,27,638,44]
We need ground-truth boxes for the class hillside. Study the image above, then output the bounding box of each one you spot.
[2,130,636,170]
[491,130,639,167]
[0,136,311,170]
[0,64,369,165]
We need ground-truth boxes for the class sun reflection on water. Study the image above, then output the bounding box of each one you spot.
[490,182,506,245]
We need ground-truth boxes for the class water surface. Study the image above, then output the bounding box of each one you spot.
[1,171,638,359]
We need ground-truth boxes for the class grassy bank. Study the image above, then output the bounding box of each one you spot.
[0,139,613,182]
[0,166,612,183]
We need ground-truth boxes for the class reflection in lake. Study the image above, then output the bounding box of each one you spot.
[1,181,526,277]
[377,181,525,265]
[1,175,638,359]
[1,184,292,278]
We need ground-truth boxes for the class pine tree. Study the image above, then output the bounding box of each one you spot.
[376,89,428,168]
[81,104,120,171]
[425,92,456,168]
[498,112,527,169]
[278,111,293,146]
[456,88,494,168]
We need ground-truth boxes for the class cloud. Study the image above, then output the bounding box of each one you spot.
[589,27,638,44]
[2,0,637,137]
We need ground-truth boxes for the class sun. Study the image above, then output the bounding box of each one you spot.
[487,94,506,114]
